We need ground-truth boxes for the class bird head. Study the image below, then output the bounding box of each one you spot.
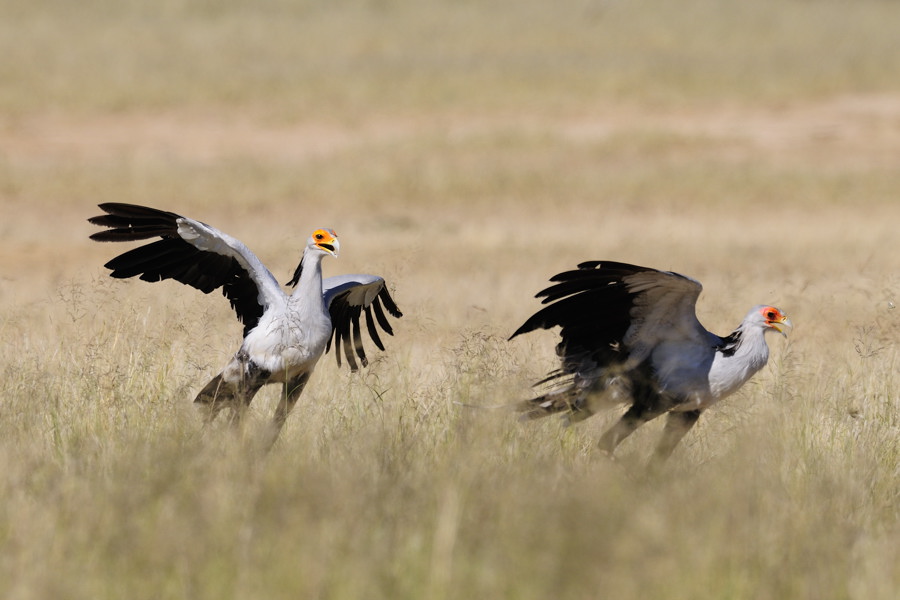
[756,305,792,337]
[309,228,339,257]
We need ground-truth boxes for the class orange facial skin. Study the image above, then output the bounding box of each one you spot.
[760,306,792,336]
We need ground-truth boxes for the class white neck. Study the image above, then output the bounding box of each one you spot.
[290,249,326,309]
[709,324,772,400]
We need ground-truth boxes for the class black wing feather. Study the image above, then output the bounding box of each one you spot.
[325,284,402,372]
[88,203,266,336]
[364,306,385,351]
[510,261,657,380]
[370,298,393,335]
[337,305,357,371]
[351,309,367,367]
[377,287,403,318]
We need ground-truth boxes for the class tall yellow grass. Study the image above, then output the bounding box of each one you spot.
[1,1,898,598]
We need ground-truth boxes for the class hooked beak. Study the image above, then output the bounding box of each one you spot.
[769,315,793,337]
[317,237,339,257]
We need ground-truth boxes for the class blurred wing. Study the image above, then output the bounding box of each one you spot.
[88,203,285,336]
[617,268,709,367]
[322,274,402,372]
[511,261,708,385]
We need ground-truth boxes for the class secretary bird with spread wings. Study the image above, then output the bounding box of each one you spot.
[89,203,402,448]
[510,261,791,465]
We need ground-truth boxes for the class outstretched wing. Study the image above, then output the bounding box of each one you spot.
[88,203,285,336]
[322,274,402,372]
[511,261,709,385]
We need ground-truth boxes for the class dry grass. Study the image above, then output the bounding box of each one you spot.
[1,1,899,599]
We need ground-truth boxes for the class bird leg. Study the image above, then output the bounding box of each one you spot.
[194,373,233,423]
[261,373,311,451]
[597,403,667,457]
[651,410,702,464]
[223,381,267,429]
[195,353,269,428]
[195,377,266,428]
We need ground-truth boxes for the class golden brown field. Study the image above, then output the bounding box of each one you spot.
[1,1,898,598]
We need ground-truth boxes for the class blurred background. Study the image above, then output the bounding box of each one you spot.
[1,1,898,598]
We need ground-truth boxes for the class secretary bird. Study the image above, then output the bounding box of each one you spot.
[89,203,402,448]
[510,260,791,465]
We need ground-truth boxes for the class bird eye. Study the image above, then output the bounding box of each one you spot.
[315,233,324,240]
[766,310,777,320]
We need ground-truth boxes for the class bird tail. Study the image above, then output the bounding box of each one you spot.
[515,387,598,424]
[516,377,631,425]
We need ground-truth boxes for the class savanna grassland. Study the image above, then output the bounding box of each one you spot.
[1,1,898,598]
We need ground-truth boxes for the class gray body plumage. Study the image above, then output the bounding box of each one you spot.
[89,203,402,448]
[511,261,791,464]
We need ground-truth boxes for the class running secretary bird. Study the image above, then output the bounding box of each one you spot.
[89,203,402,449]
[510,261,791,465]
